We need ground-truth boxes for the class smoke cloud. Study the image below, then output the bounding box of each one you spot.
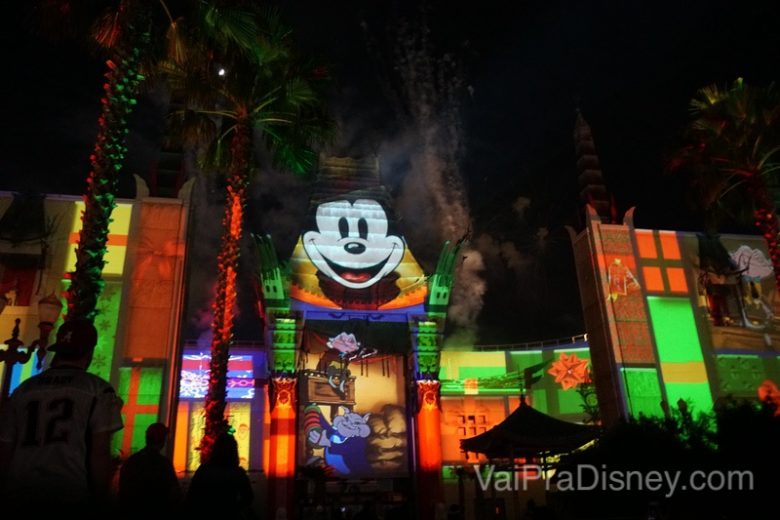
[368,15,487,340]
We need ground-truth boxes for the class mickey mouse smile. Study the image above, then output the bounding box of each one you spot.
[321,245,395,284]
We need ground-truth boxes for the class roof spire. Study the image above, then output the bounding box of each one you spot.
[574,109,614,223]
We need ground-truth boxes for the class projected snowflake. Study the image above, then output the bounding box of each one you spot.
[548,352,590,390]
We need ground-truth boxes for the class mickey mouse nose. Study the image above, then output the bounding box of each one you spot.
[344,242,366,255]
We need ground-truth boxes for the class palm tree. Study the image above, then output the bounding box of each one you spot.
[161,9,332,459]
[36,1,259,320]
[669,78,780,289]
[37,0,154,320]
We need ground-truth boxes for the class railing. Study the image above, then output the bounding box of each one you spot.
[473,333,589,352]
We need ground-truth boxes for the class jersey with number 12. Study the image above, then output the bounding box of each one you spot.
[0,366,124,502]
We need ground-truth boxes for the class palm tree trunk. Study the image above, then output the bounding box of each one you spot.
[201,114,251,461]
[66,33,148,321]
[751,178,780,291]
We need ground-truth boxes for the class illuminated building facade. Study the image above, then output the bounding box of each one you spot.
[253,157,600,518]
[0,162,602,520]
[569,112,780,426]
[255,156,454,517]
[0,179,192,458]
[5,149,779,519]
[570,205,780,425]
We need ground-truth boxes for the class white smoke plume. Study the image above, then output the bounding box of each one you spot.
[475,233,532,277]
[446,250,487,330]
[384,16,486,337]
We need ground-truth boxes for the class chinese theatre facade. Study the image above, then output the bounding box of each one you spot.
[6,149,780,519]
[570,205,780,426]
[256,156,458,517]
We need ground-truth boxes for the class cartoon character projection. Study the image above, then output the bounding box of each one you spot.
[731,245,775,321]
[607,257,639,301]
[302,199,406,308]
[316,332,377,398]
[304,405,372,477]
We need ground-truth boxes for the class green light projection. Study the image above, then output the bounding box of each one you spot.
[621,367,664,418]
[438,348,593,417]
[112,366,163,456]
[426,241,460,318]
[270,317,297,374]
[715,354,780,396]
[50,281,122,383]
[88,281,123,381]
[646,296,713,411]
[647,297,703,362]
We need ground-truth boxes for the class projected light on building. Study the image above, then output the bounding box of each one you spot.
[179,352,256,400]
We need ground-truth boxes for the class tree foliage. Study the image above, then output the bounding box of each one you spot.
[158,6,332,460]
[669,78,780,226]
[554,398,780,519]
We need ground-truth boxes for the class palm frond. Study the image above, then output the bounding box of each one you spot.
[199,131,235,173]
[32,0,109,42]
[165,17,187,65]
[284,77,317,106]
[671,77,780,228]
[260,107,334,175]
[200,3,258,54]
[92,8,124,50]
[165,109,218,149]
[156,4,332,180]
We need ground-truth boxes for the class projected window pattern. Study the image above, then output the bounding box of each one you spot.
[634,229,688,295]
[179,352,255,399]
[457,414,488,463]
[456,413,488,438]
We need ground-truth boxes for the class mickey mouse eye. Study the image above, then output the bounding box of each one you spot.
[338,217,349,239]
[358,218,368,240]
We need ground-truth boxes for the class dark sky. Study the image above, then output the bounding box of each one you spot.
[2,1,780,343]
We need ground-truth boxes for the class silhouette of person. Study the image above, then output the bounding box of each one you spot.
[354,500,377,520]
[118,422,181,515]
[186,432,253,518]
[0,319,124,514]
[448,503,465,520]
[522,499,538,519]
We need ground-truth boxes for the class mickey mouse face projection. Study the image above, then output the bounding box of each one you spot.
[303,199,405,289]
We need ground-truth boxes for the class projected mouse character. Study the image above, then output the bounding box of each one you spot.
[316,332,377,398]
[303,198,405,308]
[304,405,372,477]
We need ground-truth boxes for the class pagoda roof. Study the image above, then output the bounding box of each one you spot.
[460,397,600,458]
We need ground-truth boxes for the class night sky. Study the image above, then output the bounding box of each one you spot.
[2,1,780,343]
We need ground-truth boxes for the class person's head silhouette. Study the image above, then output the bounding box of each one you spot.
[210,432,239,467]
[48,319,98,369]
[145,423,169,451]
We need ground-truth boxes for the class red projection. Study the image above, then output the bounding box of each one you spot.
[548,353,590,390]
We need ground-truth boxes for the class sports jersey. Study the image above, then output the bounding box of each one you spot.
[0,366,124,504]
